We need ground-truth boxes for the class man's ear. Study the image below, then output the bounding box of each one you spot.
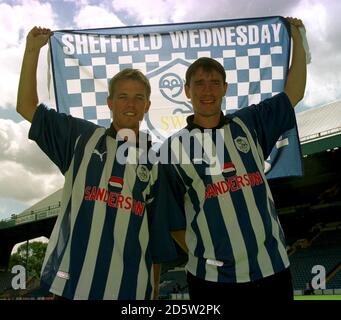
[184,84,191,99]
[223,82,228,95]
[144,100,151,113]
[107,97,113,111]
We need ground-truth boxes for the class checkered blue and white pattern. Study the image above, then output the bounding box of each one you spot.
[49,16,302,178]
[61,46,284,120]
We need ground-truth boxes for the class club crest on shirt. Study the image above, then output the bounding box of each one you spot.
[234,136,250,154]
[136,165,150,182]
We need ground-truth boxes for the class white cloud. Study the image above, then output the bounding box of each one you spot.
[304,66,341,108]
[73,5,124,29]
[291,0,341,108]
[0,1,58,109]
[0,160,63,202]
[112,0,175,24]
[0,1,61,219]
[0,119,64,205]
[0,1,57,48]
[111,0,298,24]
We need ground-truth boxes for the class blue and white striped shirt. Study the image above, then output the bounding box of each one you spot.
[29,105,177,299]
[161,92,296,283]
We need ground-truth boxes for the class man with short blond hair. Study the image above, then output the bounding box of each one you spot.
[17,26,177,300]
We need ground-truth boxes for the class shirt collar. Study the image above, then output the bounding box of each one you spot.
[105,123,152,149]
[105,123,117,138]
[186,112,230,131]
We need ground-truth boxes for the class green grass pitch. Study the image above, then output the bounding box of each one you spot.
[294,295,341,300]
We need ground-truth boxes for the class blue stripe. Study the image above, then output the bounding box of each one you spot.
[228,122,271,280]
[41,127,94,296]
[203,190,237,282]
[118,164,153,299]
[40,200,71,289]
[229,190,263,281]
[230,120,285,277]
[196,258,206,280]
[251,184,286,273]
[118,213,145,298]
[64,199,96,298]
[64,134,106,298]
[189,132,238,281]
[88,146,124,299]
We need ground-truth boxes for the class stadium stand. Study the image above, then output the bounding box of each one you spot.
[0,190,61,270]
[289,223,341,290]
[290,242,340,289]
[0,272,13,294]
[0,275,52,300]
[328,266,341,289]
[159,268,188,299]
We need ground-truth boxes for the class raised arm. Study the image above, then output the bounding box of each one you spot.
[16,26,52,122]
[284,17,307,107]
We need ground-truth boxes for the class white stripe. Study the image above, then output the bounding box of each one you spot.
[172,135,217,280]
[135,213,149,299]
[135,163,157,299]
[276,138,289,149]
[213,131,250,282]
[177,133,221,282]
[103,148,139,299]
[74,135,117,299]
[42,135,82,273]
[225,127,272,277]
[232,117,289,271]
[256,140,265,167]
[50,128,106,297]
[193,131,224,281]
[41,158,74,273]
[42,135,83,283]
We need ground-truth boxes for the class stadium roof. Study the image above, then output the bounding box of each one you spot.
[19,188,62,215]
[296,100,341,154]
[0,189,61,230]
[297,100,341,139]
[296,100,341,155]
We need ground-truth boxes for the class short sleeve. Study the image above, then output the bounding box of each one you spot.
[150,164,186,263]
[234,92,296,159]
[29,104,97,174]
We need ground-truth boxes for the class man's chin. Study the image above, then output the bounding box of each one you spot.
[117,119,141,128]
[197,110,221,118]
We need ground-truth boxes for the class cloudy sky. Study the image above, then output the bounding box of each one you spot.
[0,0,340,220]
